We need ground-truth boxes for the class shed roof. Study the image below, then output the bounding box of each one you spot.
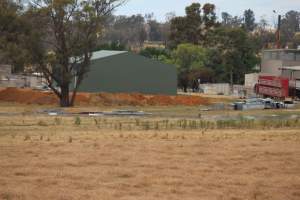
[91,50,127,60]
[280,66,300,71]
[263,49,300,53]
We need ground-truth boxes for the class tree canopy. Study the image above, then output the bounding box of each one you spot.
[24,0,125,107]
[169,3,217,48]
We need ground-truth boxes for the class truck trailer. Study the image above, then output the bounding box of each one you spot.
[256,75,290,99]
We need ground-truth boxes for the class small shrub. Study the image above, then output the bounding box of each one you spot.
[161,133,169,139]
[118,122,122,130]
[54,117,62,125]
[181,119,187,129]
[37,120,47,126]
[143,121,150,130]
[154,122,160,130]
[164,120,169,129]
[24,135,31,141]
[152,132,158,138]
[68,136,73,143]
[135,119,140,127]
[74,116,81,126]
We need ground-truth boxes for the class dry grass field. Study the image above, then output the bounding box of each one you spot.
[0,103,300,200]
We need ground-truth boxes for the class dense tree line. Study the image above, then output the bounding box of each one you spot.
[139,3,300,91]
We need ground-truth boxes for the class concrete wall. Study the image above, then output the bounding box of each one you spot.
[0,74,44,88]
[199,83,231,95]
[261,50,300,77]
[245,73,259,88]
[0,65,12,80]
[261,60,283,76]
[77,52,177,95]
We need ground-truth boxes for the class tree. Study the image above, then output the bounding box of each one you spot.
[221,12,231,26]
[294,32,300,47]
[221,12,243,28]
[94,41,126,51]
[202,3,217,29]
[188,67,214,91]
[171,43,208,92]
[206,27,259,85]
[243,9,256,32]
[28,0,125,107]
[147,19,162,41]
[169,3,217,48]
[281,10,300,47]
[139,47,169,60]
[101,14,147,48]
[0,0,34,72]
[250,17,276,50]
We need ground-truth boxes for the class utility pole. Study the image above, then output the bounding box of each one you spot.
[276,15,281,49]
[273,10,281,49]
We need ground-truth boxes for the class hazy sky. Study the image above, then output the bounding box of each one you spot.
[115,0,300,24]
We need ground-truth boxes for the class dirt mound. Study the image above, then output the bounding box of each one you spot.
[147,95,175,106]
[0,87,58,105]
[0,87,214,106]
[89,93,148,106]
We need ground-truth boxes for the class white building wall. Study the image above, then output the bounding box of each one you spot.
[199,83,231,95]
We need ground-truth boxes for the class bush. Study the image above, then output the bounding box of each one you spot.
[54,117,62,125]
[74,116,81,126]
[37,120,48,126]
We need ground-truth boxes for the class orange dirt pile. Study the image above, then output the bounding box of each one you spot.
[0,87,212,106]
[0,87,58,105]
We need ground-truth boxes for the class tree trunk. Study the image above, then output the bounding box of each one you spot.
[183,85,188,93]
[230,68,233,94]
[60,85,70,107]
[70,90,77,107]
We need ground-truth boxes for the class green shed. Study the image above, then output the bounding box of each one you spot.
[76,50,177,95]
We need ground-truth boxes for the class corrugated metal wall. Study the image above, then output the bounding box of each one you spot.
[77,52,177,95]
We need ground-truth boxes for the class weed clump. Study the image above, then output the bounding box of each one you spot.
[68,136,73,143]
[74,116,81,126]
[37,120,47,126]
[24,135,31,141]
[54,117,62,125]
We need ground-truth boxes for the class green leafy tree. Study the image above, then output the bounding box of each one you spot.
[27,0,125,107]
[0,0,34,72]
[207,27,259,85]
[169,3,217,48]
[139,47,169,60]
[171,43,208,92]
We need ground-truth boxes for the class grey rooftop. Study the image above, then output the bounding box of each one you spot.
[91,50,127,60]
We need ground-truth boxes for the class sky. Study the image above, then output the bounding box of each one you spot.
[115,0,300,24]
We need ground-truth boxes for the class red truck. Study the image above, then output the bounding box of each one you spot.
[256,75,290,99]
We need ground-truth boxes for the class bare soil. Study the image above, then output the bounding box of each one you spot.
[0,87,231,106]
